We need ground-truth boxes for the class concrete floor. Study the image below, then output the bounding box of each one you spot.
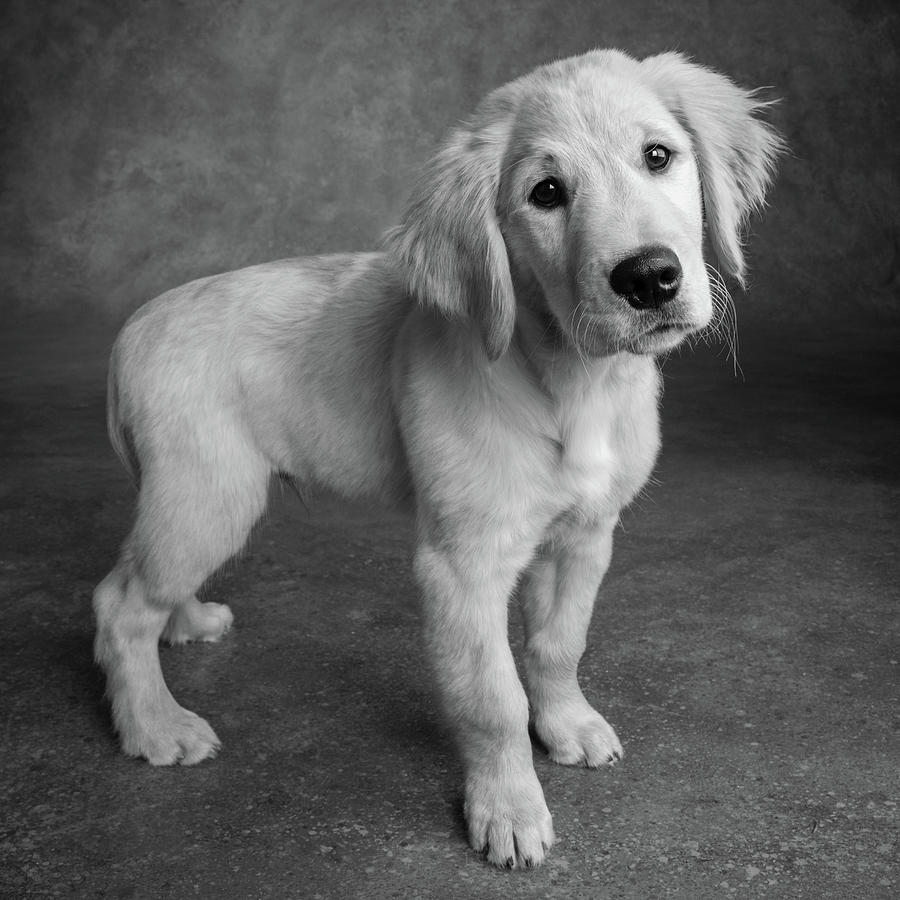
[1,313,897,899]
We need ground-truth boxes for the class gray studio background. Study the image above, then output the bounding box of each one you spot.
[2,0,898,327]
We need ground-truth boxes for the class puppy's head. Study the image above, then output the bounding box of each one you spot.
[387,50,783,360]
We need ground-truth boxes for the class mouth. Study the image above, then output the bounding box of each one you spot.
[627,319,699,353]
[535,304,703,358]
[644,321,696,337]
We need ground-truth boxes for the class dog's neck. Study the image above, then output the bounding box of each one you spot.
[508,302,645,404]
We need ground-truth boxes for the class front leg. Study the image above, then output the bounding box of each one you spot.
[414,537,554,868]
[520,517,623,767]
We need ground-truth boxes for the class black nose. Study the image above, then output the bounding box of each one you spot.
[609,246,682,310]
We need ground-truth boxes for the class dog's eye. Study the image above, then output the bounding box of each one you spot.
[644,144,672,172]
[529,178,567,209]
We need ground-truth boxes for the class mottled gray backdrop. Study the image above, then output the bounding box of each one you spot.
[2,0,898,326]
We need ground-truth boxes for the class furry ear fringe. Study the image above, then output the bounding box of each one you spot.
[641,52,786,285]
[385,95,518,361]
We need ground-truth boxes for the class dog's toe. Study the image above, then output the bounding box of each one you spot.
[121,704,221,766]
[536,700,623,768]
[163,598,234,645]
[465,769,555,868]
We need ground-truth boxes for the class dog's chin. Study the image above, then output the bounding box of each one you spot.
[538,301,707,359]
[559,317,701,359]
[623,321,700,356]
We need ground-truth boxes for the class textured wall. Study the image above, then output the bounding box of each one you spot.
[1,0,898,323]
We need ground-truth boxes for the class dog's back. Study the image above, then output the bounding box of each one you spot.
[109,252,411,504]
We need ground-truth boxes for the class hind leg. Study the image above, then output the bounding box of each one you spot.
[93,565,223,764]
[94,446,268,765]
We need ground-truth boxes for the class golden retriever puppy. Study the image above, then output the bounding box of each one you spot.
[93,49,781,868]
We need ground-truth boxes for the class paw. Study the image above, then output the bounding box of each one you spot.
[117,702,221,766]
[162,598,233,645]
[465,768,555,868]
[534,699,623,767]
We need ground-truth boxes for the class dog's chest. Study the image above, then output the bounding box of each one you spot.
[547,365,659,519]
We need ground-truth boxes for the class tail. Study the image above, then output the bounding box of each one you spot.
[106,340,141,485]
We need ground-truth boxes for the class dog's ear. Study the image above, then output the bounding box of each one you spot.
[386,93,517,361]
[642,52,784,285]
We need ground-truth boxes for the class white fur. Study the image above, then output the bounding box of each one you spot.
[93,49,780,868]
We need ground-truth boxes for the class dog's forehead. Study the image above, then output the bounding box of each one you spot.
[520,68,678,144]
[499,81,681,173]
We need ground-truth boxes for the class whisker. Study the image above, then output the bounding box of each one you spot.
[703,263,742,379]
[566,301,592,375]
